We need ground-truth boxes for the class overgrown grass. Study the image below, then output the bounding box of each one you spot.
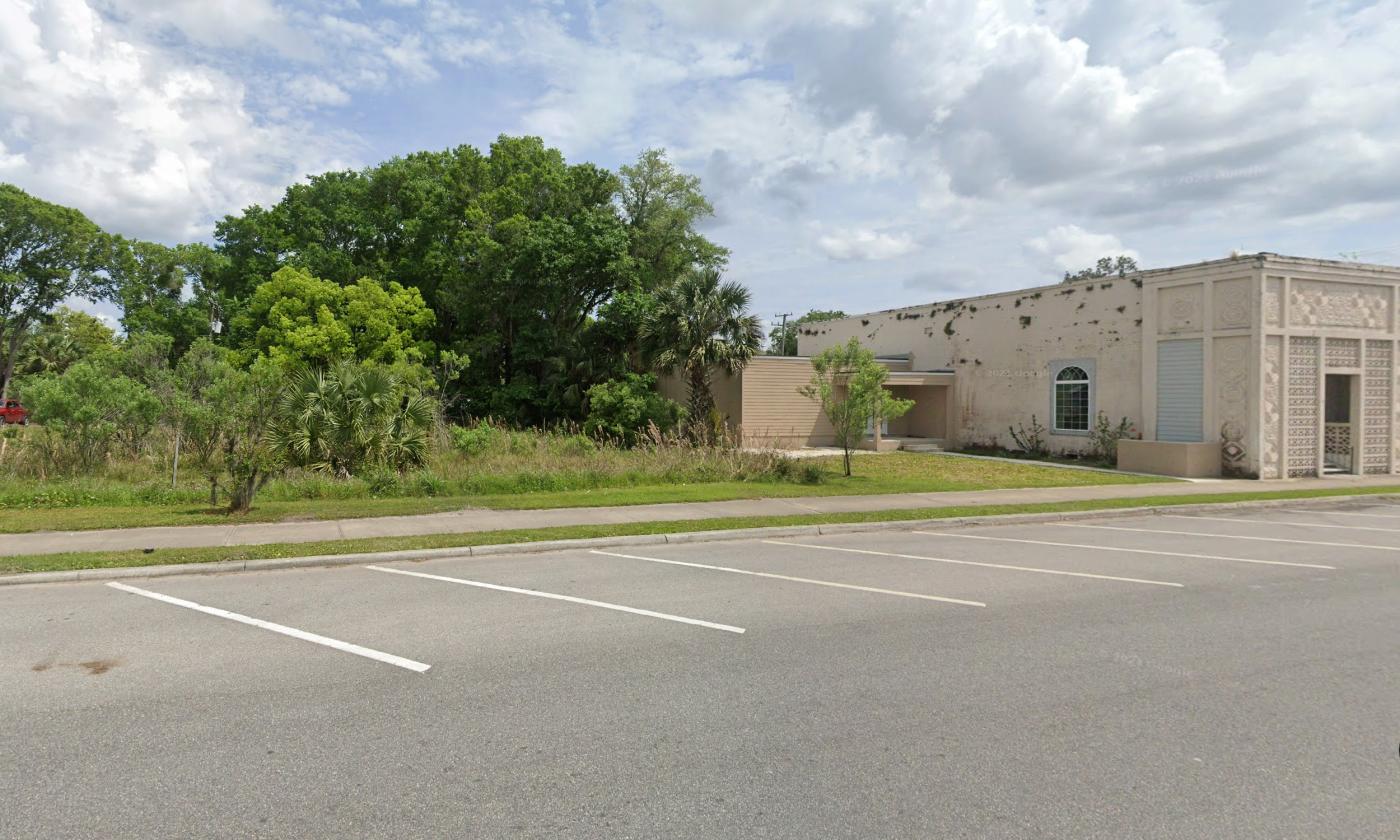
[6,484,1399,576]
[0,452,1163,533]
[0,423,822,510]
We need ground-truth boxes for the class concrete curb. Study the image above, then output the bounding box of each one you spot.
[3,491,1398,588]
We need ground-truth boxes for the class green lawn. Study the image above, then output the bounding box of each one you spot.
[6,484,1399,577]
[0,453,1164,534]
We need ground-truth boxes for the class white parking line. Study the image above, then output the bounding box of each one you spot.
[911,531,1335,570]
[1164,514,1400,534]
[764,540,1184,587]
[106,582,431,673]
[366,565,745,634]
[589,550,986,608]
[1060,523,1400,553]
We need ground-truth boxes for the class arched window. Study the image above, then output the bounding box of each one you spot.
[1053,364,1091,432]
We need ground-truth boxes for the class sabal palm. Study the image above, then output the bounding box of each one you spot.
[277,363,432,476]
[23,332,79,375]
[642,268,763,427]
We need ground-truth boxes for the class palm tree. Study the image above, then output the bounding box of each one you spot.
[641,268,763,437]
[21,331,79,375]
[275,363,432,477]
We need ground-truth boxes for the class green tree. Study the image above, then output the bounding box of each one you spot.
[0,183,105,398]
[211,204,289,302]
[216,358,286,513]
[233,266,435,371]
[19,307,115,376]
[769,309,847,356]
[444,139,633,421]
[173,339,241,469]
[1063,255,1139,283]
[583,373,685,445]
[19,361,162,468]
[618,148,728,288]
[107,332,175,390]
[800,338,914,477]
[211,137,727,425]
[641,268,763,435]
[107,238,224,360]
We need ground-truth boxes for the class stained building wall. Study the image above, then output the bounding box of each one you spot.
[797,275,1143,454]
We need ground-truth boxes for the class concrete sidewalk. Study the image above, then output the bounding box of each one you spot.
[10,475,1400,557]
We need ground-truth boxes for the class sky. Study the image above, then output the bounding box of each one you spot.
[4,0,1400,332]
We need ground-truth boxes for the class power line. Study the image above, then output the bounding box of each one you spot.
[1339,244,1400,261]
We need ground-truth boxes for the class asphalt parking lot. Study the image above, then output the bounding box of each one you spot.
[4,502,1399,839]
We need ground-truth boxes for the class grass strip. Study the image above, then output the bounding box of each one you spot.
[0,465,1166,534]
[4,484,1397,577]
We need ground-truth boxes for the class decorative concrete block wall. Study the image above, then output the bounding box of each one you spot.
[1285,336,1320,477]
[1363,340,1392,474]
[1257,264,1400,479]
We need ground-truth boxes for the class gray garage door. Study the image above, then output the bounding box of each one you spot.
[1157,339,1204,442]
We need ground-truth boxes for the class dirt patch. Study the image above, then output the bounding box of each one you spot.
[78,659,119,675]
[31,658,122,676]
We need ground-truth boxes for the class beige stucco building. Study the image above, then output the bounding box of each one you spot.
[716,253,1400,479]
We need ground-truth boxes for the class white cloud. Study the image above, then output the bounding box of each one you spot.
[286,76,351,107]
[383,34,438,82]
[1024,225,1140,275]
[95,0,297,52]
[0,0,351,240]
[5,0,1400,322]
[0,140,24,171]
[817,228,918,262]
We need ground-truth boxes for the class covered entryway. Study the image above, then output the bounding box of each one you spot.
[1323,373,1359,475]
[863,372,955,451]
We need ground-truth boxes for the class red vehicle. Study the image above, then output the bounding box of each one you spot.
[0,400,28,426]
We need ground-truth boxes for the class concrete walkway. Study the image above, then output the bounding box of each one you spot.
[10,475,1400,557]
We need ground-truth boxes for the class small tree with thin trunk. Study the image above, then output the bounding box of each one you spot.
[800,339,913,477]
[215,359,285,513]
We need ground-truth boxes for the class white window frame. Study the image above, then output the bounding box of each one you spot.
[1049,359,1095,436]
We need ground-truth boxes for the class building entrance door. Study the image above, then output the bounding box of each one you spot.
[1323,373,1359,474]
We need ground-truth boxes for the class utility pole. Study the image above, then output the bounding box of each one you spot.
[774,312,794,355]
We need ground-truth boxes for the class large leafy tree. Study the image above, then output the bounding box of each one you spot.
[0,184,105,398]
[599,150,731,375]
[618,148,728,288]
[211,138,727,425]
[641,267,763,432]
[233,266,435,371]
[444,146,634,420]
[107,238,227,360]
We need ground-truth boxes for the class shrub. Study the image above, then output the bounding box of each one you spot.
[410,471,449,497]
[359,466,403,497]
[450,420,499,456]
[19,362,162,470]
[583,373,684,446]
[1008,415,1048,457]
[1088,412,1137,464]
[797,462,825,484]
[275,362,434,476]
